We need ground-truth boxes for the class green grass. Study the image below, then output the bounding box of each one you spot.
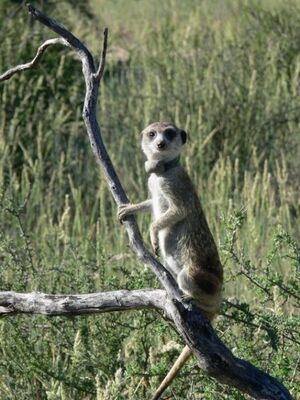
[0,0,299,399]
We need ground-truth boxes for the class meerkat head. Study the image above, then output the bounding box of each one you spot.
[140,122,187,162]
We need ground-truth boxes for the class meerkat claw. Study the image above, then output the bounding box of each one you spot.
[117,204,130,223]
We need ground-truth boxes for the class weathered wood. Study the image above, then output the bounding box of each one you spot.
[0,289,167,316]
[94,27,108,81]
[0,38,69,81]
[0,4,293,399]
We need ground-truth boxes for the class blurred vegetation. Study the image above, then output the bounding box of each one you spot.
[0,0,299,399]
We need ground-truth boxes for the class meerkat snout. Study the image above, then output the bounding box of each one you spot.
[157,140,166,149]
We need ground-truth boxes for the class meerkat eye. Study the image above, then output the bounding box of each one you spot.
[164,128,176,141]
[148,131,156,138]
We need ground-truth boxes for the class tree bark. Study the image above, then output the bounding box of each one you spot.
[0,289,167,316]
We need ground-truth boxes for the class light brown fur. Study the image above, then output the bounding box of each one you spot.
[118,122,223,399]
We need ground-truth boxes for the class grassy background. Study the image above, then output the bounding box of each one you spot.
[0,0,299,399]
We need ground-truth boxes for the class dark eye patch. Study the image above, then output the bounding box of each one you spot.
[164,128,176,141]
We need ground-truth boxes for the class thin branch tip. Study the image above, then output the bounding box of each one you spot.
[94,27,109,82]
[27,4,95,69]
[0,38,69,82]
[27,3,35,14]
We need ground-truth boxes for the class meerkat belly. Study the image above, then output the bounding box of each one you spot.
[148,175,184,278]
[149,175,167,218]
[161,223,185,277]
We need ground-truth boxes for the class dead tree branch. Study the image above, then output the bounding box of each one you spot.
[0,38,68,81]
[0,289,167,316]
[95,27,108,81]
[0,4,293,400]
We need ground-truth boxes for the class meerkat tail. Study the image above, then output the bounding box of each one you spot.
[151,345,192,400]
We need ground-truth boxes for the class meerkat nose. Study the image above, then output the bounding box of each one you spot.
[157,140,166,149]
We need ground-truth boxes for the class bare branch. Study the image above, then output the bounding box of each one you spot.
[0,289,167,316]
[94,27,108,82]
[20,6,175,299]
[27,4,93,61]
[27,3,95,74]
[0,38,68,82]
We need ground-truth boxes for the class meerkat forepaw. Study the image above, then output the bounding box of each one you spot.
[181,293,191,301]
[117,204,132,223]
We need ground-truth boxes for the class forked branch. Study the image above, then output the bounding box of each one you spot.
[0,4,293,400]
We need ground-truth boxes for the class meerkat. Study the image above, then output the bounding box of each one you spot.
[118,122,223,399]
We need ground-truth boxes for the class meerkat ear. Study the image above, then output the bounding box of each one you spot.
[180,130,187,144]
[139,130,144,143]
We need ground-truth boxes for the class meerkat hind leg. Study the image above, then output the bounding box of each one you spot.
[151,345,192,400]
